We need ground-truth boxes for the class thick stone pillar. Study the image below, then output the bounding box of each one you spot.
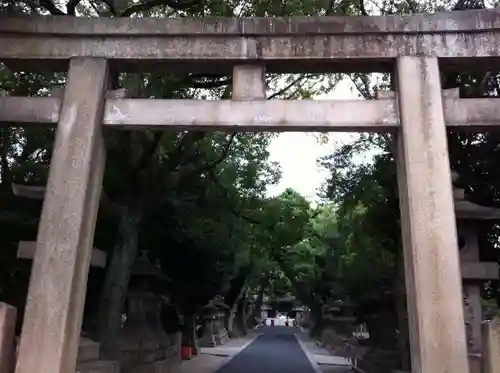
[15,58,108,373]
[395,56,469,373]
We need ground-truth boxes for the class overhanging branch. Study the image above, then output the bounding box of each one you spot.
[37,0,65,15]
[358,0,369,15]
[100,0,118,15]
[268,75,310,100]
[120,0,200,17]
[66,0,82,15]
[188,75,231,90]
[195,133,237,174]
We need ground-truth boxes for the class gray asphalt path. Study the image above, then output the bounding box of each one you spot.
[214,326,318,373]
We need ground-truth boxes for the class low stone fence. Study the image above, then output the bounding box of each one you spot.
[0,303,182,373]
[320,327,368,366]
[388,320,500,373]
[389,319,500,373]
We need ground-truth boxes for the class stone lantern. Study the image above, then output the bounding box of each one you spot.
[326,300,356,337]
[118,251,178,373]
[212,299,230,345]
[452,172,500,373]
[198,300,230,347]
[198,302,219,347]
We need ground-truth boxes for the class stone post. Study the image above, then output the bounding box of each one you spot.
[15,57,109,373]
[482,320,500,373]
[0,303,16,373]
[395,56,469,373]
[460,222,489,373]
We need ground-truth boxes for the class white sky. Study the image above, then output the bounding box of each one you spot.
[266,78,364,202]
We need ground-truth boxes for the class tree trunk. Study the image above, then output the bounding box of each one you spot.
[246,285,265,328]
[309,303,324,338]
[234,297,248,336]
[225,312,233,334]
[226,283,247,338]
[227,310,238,337]
[97,204,141,358]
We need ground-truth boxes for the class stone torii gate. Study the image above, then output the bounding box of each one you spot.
[1,8,500,373]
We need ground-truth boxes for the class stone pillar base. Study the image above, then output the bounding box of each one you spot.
[76,337,120,373]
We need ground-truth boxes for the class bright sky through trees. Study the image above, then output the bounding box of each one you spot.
[267,78,375,202]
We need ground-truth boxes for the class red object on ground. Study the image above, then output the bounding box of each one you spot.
[271,319,275,326]
[181,345,192,360]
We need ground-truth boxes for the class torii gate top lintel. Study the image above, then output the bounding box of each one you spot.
[1,8,500,73]
[3,8,500,35]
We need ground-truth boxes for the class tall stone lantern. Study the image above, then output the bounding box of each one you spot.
[118,251,175,373]
[198,302,218,347]
[452,172,500,373]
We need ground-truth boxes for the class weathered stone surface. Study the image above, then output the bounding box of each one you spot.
[232,65,266,99]
[14,57,109,373]
[2,8,500,373]
[75,338,121,373]
[2,34,499,73]
[3,95,500,132]
[2,9,500,72]
[17,241,107,268]
[395,56,468,373]
[0,96,60,124]
[14,230,116,373]
[0,303,16,373]
[1,9,500,36]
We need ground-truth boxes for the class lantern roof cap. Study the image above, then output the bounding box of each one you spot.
[452,172,500,220]
[454,198,500,220]
[131,251,168,280]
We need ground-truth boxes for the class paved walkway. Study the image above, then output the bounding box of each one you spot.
[200,334,256,358]
[177,327,353,373]
[177,334,257,373]
[215,327,317,373]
